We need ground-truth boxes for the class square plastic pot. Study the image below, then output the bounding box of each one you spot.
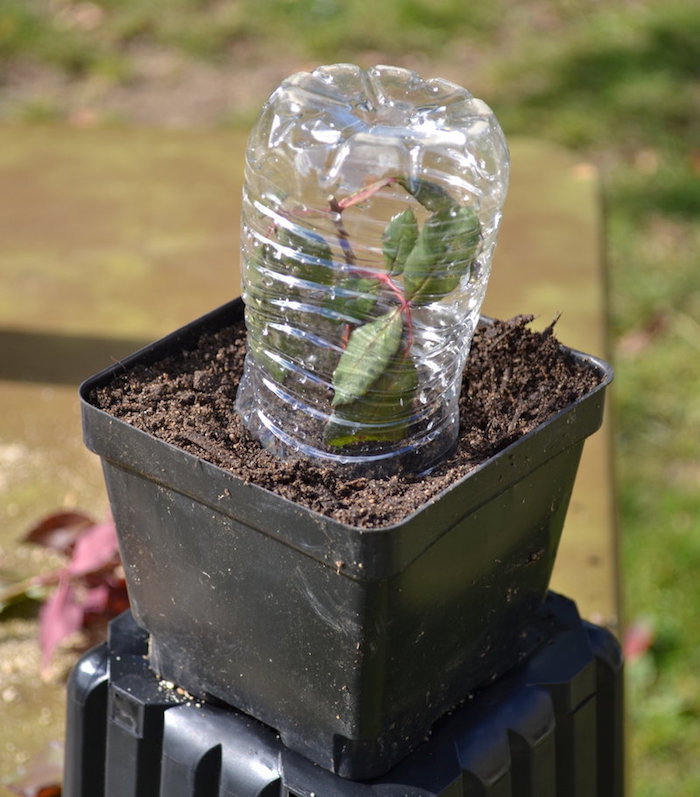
[80,298,613,780]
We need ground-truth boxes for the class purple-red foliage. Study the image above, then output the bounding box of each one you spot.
[22,511,129,673]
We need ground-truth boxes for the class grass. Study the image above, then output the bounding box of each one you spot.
[2,1,699,793]
[241,0,506,59]
[489,7,700,793]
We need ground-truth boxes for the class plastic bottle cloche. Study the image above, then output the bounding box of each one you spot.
[236,63,509,474]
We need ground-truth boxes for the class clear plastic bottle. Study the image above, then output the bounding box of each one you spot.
[236,64,509,474]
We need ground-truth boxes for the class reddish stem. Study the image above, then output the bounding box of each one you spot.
[352,268,414,350]
[328,197,356,266]
[330,184,414,353]
[0,569,62,604]
[336,176,397,210]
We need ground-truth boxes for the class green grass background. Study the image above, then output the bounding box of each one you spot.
[2,1,699,793]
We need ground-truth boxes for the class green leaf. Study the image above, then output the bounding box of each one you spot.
[403,205,481,304]
[329,276,380,321]
[245,314,294,383]
[383,209,418,275]
[243,226,339,384]
[331,310,404,406]
[277,225,334,285]
[325,354,418,446]
[396,176,455,212]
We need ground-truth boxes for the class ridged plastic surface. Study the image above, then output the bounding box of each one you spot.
[236,64,509,473]
[63,594,624,797]
[80,297,614,780]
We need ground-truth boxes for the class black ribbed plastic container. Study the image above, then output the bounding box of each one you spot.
[63,594,625,797]
[80,298,613,779]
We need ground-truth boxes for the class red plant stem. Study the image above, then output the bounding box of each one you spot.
[336,176,397,210]
[0,569,63,604]
[329,176,398,263]
[403,310,414,352]
[328,196,356,266]
[354,269,413,350]
[330,187,414,352]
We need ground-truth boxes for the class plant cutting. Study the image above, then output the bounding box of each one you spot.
[236,64,508,474]
[79,64,613,779]
[238,174,482,471]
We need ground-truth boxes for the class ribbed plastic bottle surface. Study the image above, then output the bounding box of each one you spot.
[236,63,509,474]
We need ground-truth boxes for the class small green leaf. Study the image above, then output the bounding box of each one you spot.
[243,247,297,383]
[329,276,380,321]
[245,314,294,383]
[403,205,481,304]
[396,176,455,212]
[383,209,418,275]
[277,225,334,285]
[325,354,418,446]
[332,311,404,406]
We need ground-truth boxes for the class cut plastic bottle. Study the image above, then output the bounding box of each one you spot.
[236,63,509,474]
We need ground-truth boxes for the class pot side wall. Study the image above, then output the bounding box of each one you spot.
[100,440,582,778]
[81,297,611,778]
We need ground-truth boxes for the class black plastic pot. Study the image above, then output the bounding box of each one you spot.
[80,298,613,780]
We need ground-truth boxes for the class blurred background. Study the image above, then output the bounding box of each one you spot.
[1,1,698,795]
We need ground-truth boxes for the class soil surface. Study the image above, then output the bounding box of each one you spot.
[92,315,601,528]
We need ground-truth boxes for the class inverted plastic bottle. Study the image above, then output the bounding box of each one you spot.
[236,64,509,474]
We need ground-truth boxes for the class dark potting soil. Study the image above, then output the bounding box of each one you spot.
[92,316,602,528]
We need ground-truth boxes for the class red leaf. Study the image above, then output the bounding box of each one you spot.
[624,620,655,664]
[38,578,84,672]
[23,511,95,555]
[68,520,119,577]
[81,583,110,614]
[105,578,130,616]
[82,577,130,626]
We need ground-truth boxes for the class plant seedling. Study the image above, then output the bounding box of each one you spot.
[246,174,481,450]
